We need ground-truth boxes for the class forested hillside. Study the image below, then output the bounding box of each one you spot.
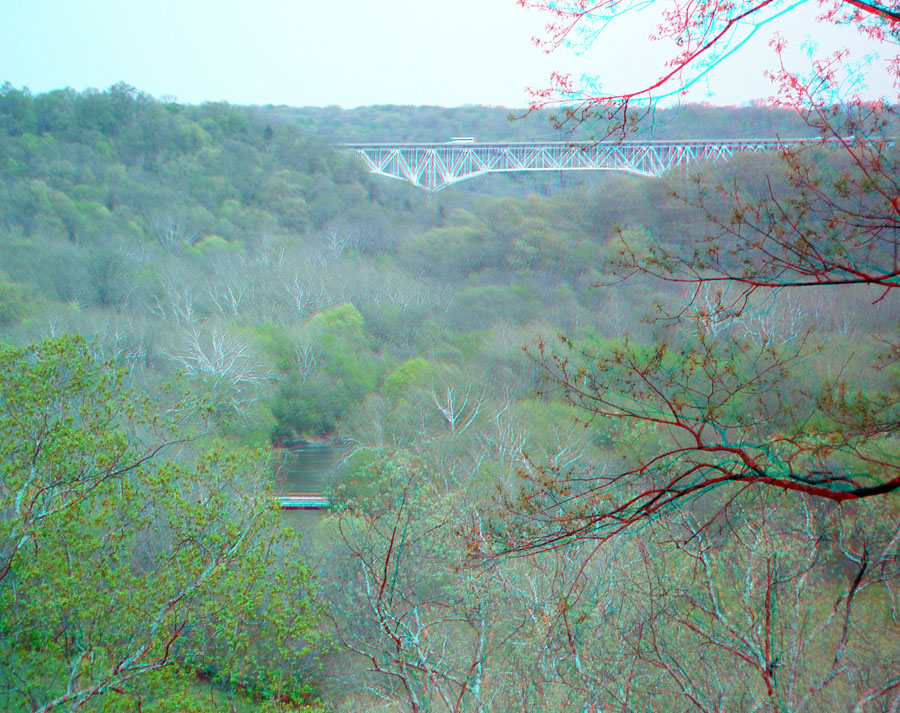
[0,81,697,443]
[260,102,816,142]
[1,83,898,712]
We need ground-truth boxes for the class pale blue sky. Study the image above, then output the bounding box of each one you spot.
[1,0,893,107]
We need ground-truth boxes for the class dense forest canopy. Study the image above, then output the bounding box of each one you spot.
[0,82,898,712]
[258,101,818,142]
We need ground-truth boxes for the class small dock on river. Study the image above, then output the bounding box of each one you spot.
[276,492,331,510]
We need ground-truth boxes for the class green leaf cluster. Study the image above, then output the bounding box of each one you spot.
[0,336,324,711]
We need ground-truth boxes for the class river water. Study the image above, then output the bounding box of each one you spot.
[272,442,344,494]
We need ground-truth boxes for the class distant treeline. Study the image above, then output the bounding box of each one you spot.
[258,101,817,143]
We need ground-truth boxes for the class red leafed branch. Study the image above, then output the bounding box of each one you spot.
[494,331,900,554]
[520,0,900,132]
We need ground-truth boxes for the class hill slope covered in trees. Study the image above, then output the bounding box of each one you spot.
[1,83,898,712]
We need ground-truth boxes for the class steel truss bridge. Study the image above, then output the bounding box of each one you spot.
[342,138,820,191]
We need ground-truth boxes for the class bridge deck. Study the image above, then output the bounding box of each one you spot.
[341,138,835,191]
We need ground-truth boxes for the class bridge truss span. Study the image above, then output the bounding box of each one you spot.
[342,138,823,191]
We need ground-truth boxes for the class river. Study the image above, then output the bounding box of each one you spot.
[273,441,345,494]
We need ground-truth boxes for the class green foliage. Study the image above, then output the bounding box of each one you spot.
[426,327,487,366]
[308,302,365,333]
[332,447,384,501]
[271,375,336,437]
[382,357,432,401]
[186,234,233,257]
[308,303,379,402]
[250,323,297,372]
[515,398,585,441]
[263,310,381,438]
[402,223,503,280]
[0,271,28,326]
[0,336,324,711]
[448,281,542,331]
[4,84,900,711]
